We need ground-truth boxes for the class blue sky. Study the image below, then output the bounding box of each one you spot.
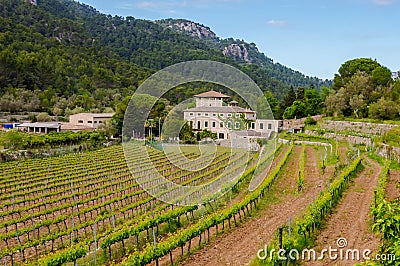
[79,0,399,80]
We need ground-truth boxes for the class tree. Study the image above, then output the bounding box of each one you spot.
[65,106,85,116]
[349,94,364,118]
[198,129,217,140]
[304,115,317,125]
[98,119,118,138]
[320,86,331,102]
[284,85,296,107]
[112,96,131,136]
[344,72,373,101]
[296,86,305,102]
[145,119,157,140]
[381,126,400,146]
[333,58,382,90]
[283,100,307,119]
[325,88,347,117]
[179,122,195,144]
[391,80,400,101]
[264,91,279,119]
[279,85,296,118]
[305,88,322,115]
[371,66,392,87]
[36,112,52,122]
[368,97,399,120]
[120,94,161,138]
[0,130,23,150]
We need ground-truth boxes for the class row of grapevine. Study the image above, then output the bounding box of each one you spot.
[0,143,244,264]
[297,144,306,191]
[259,156,362,264]
[120,145,294,266]
[365,159,399,265]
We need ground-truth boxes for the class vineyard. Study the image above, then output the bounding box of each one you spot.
[0,131,399,266]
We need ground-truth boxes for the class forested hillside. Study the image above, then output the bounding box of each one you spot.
[0,0,331,117]
[158,19,332,90]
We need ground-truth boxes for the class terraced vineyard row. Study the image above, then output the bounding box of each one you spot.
[0,142,253,265]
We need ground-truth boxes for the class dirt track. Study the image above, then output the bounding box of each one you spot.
[303,156,381,266]
[177,146,329,266]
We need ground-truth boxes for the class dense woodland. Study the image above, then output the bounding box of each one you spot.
[0,0,399,123]
[0,0,330,118]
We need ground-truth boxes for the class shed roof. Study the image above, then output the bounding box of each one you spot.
[17,122,61,129]
[70,113,115,118]
[61,123,93,131]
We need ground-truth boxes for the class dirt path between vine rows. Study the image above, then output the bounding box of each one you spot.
[303,156,381,266]
[175,146,330,266]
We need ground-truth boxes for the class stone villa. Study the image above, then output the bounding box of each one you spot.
[183,91,281,140]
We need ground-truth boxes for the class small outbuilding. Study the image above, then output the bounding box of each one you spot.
[17,122,62,134]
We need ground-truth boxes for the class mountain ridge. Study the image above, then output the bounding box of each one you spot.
[157,18,332,89]
[0,0,331,116]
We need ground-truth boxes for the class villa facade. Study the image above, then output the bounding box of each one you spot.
[183,91,281,140]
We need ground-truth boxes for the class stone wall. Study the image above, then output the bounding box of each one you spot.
[373,143,400,163]
[304,130,372,146]
[305,129,400,163]
[282,115,323,131]
[319,120,397,135]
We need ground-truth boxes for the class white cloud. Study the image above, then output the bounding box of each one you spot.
[373,0,394,5]
[135,1,187,9]
[267,19,286,26]
[134,0,241,10]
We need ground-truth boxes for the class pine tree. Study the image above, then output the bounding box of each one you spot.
[296,86,305,102]
[285,86,296,106]
[278,85,296,119]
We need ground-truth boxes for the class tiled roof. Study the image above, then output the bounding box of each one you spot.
[194,91,230,98]
[184,106,255,113]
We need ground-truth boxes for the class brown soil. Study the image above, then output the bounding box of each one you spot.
[303,156,381,266]
[174,145,330,266]
[386,169,400,201]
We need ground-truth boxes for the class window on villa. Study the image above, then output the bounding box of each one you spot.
[251,123,255,129]
[235,122,240,129]
[212,122,216,128]
[204,121,208,128]
[190,113,193,116]
[198,113,201,116]
[260,123,264,130]
[268,123,272,130]
[227,122,231,129]
[236,113,240,118]
[78,120,83,124]
[220,113,224,117]
[88,121,92,124]
[227,113,232,117]
[213,113,217,117]
[220,122,224,128]
[205,113,209,116]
